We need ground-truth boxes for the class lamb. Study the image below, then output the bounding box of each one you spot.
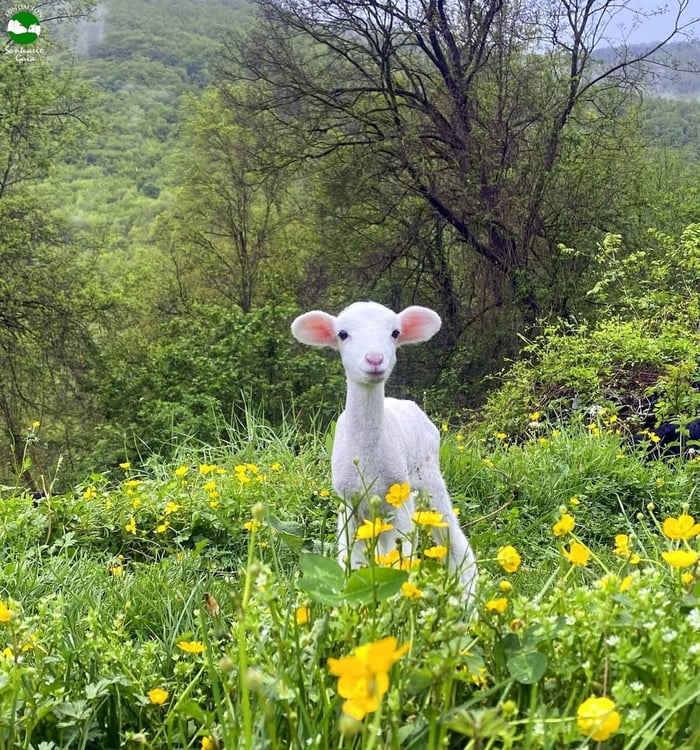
[292,301,477,598]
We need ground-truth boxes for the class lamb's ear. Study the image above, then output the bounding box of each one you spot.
[291,311,339,348]
[397,306,441,344]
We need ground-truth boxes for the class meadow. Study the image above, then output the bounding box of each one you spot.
[1,413,700,749]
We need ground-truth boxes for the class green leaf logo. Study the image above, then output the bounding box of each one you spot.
[7,11,41,45]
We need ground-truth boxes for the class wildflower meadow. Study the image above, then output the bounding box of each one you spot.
[1,414,700,749]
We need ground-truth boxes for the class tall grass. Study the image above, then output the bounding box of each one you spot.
[1,412,699,748]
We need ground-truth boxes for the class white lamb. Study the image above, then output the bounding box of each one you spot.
[292,301,477,598]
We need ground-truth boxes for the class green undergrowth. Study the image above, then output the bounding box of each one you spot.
[1,419,700,748]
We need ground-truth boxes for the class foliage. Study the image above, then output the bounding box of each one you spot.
[479,226,700,437]
[2,419,700,747]
[91,302,345,467]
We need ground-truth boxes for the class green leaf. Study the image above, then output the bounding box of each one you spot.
[506,650,548,684]
[342,567,408,606]
[268,514,306,550]
[297,553,345,605]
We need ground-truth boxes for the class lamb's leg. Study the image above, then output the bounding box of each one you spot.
[424,472,478,597]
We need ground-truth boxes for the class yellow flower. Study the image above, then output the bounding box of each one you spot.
[199,463,217,475]
[577,696,621,741]
[32,420,41,429]
[148,687,169,705]
[164,501,181,515]
[174,466,189,478]
[400,581,422,599]
[412,510,448,528]
[613,534,641,564]
[499,580,513,592]
[125,517,137,535]
[201,737,217,750]
[318,489,331,497]
[562,541,591,566]
[243,519,262,532]
[0,601,12,623]
[375,548,401,567]
[124,479,141,488]
[485,597,508,614]
[497,544,522,573]
[82,485,97,500]
[662,514,700,540]
[177,640,206,654]
[295,606,311,625]
[682,572,695,585]
[119,461,131,470]
[662,549,699,569]
[155,522,169,534]
[327,637,409,721]
[355,518,394,540]
[109,564,123,576]
[597,574,633,593]
[530,411,541,421]
[385,482,410,508]
[424,545,447,559]
[271,462,282,471]
[552,513,575,536]
[494,432,507,440]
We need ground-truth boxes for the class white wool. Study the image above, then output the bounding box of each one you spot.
[292,301,477,599]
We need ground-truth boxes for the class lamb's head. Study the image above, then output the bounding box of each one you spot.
[291,301,441,386]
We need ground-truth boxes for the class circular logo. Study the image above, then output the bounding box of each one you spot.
[7,11,41,45]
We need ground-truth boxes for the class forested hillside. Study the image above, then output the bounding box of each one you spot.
[3,3,700,748]
[1,0,699,489]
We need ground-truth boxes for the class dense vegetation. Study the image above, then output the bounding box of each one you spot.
[1,0,699,489]
[1,0,700,746]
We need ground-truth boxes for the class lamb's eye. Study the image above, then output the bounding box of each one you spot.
[337,330,349,341]
[391,329,400,340]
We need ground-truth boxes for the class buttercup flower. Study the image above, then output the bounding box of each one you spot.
[400,582,422,599]
[327,637,409,720]
[356,518,394,540]
[485,597,508,614]
[177,640,206,654]
[424,545,447,559]
[552,513,575,536]
[0,601,12,623]
[577,696,621,741]
[662,514,700,540]
[148,687,168,705]
[412,510,448,528]
[124,517,137,535]
[497,544,522,573]
[562,541,590,566]
[295,606,310,625]
[385,482,410,508]
[613,534,641,564]
[375,548,401,567]
[662,549,699,569]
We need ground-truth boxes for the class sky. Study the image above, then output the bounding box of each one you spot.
[606,0,700,45]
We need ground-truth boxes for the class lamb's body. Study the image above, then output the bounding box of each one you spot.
[292,301,477,598]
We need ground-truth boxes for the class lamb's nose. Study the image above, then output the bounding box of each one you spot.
[365,352,384,367]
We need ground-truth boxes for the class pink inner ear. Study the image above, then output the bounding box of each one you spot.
[400,308,439,342]
[307,317,336,345]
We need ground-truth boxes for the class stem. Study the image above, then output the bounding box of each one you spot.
[237,523,258,749]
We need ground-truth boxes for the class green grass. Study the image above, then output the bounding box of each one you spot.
[1,416,700,749]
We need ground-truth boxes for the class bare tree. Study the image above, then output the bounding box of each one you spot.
[218,0,697,310]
